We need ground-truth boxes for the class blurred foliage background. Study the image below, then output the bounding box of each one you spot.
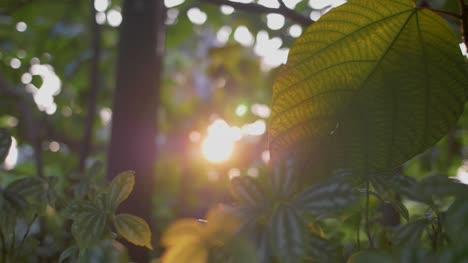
[0,0,467,261]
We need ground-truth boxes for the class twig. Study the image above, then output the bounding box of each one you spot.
[16,214,38,256]
[459,0,468,53]
[426,8,462,20]
[78,0,102,174]
[200,0,313,27]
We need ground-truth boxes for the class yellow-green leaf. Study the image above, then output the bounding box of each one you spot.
[270,0,468,173]
[162,219,204,247]
[162,239,207,263]
[108,171,135,210]
[114,214,152,249]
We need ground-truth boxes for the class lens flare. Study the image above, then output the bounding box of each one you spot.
[201,119,239,163]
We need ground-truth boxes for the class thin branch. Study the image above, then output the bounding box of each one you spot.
[426,8,462,20]
[277,0,287,9]
[459,0,468,52]
[200,0,313,27]
[78,0,103,174]
[17,214,38,255]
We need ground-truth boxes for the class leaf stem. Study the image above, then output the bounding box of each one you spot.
[17,214,38,256]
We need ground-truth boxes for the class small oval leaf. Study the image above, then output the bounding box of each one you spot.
[114,214,152,249]
[108,171,135,210]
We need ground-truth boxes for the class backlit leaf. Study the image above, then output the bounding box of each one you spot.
[163,239,207,263]
[114,214,152,249]
[108,171,135,210]
[162,219,204,247]
[269,0,468,174]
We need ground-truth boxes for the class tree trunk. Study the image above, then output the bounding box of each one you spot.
[107,0,165,262]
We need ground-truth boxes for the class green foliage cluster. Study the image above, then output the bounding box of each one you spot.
[0,132,151,262]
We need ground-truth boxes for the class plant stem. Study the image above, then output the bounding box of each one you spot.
[356,212,361,249]
[365,179,374,248]
[16,214,38,256]
[0,229,7,263]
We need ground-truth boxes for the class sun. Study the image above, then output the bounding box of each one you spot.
[201,119,240,163]
[201,136,234,163]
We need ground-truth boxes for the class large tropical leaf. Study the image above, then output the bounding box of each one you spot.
[269,0,468,173]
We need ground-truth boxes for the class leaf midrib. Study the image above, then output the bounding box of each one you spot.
[276,7,414,92]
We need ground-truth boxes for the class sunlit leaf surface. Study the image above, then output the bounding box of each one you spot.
[270,0,468,173]
[114,214,153,249]
[108,170,135,210]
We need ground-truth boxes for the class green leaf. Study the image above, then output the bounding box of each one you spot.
[2,189,29,216]
[0,129,12,163]
[62,200,99,219]
[59,246,79,263]
[269,0,468,173]
[418,174,468,199]
[230,176,265,206]
[347,250,395,263]
[108,171,135,210]
[114,214,152,249]
[393,219,428,246]
[71,210,108,248]
[293,182,358,217]
[271,205,306,263]
[270,159,299,200]
[6,177,47,202]
[306,234,342,263]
